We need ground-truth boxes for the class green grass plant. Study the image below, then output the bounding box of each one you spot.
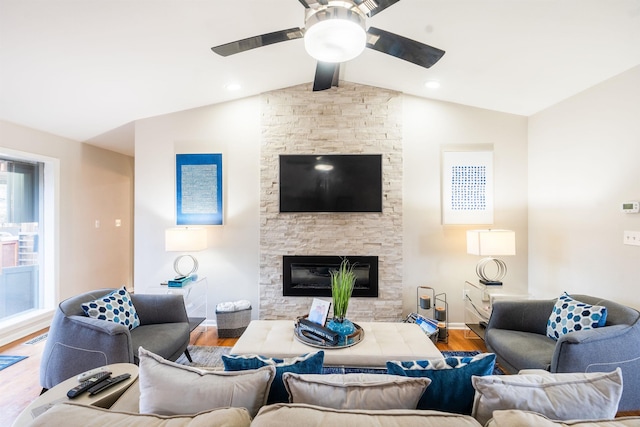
[330,258,356,320]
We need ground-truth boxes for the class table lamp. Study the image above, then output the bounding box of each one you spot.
[165,227,207,279]
[466,229,516,286]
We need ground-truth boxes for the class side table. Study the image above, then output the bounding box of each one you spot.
[12,363,138,427]
[147,276,209,321]
[463,280,530,340]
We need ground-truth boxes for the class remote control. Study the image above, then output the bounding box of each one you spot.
[88,373,132,395]
[67,371,112,398]
[77,367,111,382]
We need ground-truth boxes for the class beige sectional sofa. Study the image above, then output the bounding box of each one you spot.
[26,395,640,427]
[25,348,640,427]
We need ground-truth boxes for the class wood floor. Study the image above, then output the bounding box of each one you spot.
[1,326,635,425]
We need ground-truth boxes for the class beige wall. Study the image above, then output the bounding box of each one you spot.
[134,83,530,325]
[402,96,529,321]
[134,97,262,316]
[0,120,133,344]
[528,65,640,308]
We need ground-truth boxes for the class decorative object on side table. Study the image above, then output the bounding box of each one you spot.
[409,286,448,343]
[466,229,516,286]
[326,258,356,345]
[165,227,208,280]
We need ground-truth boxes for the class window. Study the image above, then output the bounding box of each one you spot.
[0,156,47,323]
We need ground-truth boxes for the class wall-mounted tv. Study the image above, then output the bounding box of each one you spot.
[279,154,383,213]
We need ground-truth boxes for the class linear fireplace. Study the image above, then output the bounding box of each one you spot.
[283,255,378,298]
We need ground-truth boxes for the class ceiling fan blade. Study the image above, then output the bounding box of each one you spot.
[366,26,445,68]
[211,27,304,57]
[313,62,340,91]
[360,0,401,17]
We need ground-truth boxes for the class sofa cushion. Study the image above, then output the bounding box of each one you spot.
[137,347,275,417]
[26,401,252,427]
[222,351,324,404]
[485,328,556,372]
[472,369,624,426]
[386,352,495,414]
[546,292,607,340]
[487,410,640,427]
[251,403,483,427]
[130,323,190,364]
[282,372,431,410]
[81,286,140,330]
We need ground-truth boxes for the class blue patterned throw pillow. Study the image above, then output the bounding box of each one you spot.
[222,351,324,404]
[386,352,496,414]
[81,286,140,330]
[546,293,607,340]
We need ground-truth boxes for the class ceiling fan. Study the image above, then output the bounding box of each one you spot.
[211,0,445,91]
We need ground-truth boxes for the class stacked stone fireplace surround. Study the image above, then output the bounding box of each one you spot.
[260,82,403,322]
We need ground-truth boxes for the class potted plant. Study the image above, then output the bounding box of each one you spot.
[326,258,357,344]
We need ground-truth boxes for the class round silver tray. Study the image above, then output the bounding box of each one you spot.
[294,321,364,349]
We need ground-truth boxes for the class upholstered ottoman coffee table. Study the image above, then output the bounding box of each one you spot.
[230,320,443,368]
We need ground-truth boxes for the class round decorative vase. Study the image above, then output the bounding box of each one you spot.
[326,317,356,346]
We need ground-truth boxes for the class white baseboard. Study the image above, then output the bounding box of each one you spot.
[0,309,53,347]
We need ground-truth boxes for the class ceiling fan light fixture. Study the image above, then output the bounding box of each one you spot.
[304,7,366,63]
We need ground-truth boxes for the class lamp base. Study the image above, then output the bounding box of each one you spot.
[174,254,199,278]
[479,279,503,286]
[476,257,507,286]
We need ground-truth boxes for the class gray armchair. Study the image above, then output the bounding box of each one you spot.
[40,288,190,390]
[485,294,640,412]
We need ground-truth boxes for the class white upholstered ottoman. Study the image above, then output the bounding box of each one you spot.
[230,320,443,368]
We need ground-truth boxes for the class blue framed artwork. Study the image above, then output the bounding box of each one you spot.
[176,153,223,225]
[441,149,493,225]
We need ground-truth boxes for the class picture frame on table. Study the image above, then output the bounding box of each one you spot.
[307,298,331,326]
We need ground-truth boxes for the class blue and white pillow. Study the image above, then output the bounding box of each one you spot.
[546,293,607,340]
[222,351,324,404]
[386,352,496,414]
[81,286,140,330]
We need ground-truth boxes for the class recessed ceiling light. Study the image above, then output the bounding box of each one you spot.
[225,83,241,91]
[425,80,440,89]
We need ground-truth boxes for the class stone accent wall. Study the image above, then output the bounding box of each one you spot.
[260,81,403,322]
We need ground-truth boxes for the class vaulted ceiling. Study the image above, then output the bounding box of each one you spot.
[1,0,639,156]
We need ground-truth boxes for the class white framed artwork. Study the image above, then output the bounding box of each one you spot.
[441,149,494,225]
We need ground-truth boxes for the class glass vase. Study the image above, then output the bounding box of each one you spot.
[326,317,356,346]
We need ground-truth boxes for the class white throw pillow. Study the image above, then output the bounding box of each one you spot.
[472,369,623,425]
[138,347,275,417]
[282,372,431,410]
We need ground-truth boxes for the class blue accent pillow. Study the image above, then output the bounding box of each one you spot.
[386,352,496,414]
[546,292,607,340]
[222,351,324,404]
[81,286,140,330]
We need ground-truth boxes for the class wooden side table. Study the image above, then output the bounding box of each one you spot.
[12,363,138,427]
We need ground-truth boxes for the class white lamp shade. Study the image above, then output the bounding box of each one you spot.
[467,229,516,256]
[304,7,366,63]
[165,227,207,252]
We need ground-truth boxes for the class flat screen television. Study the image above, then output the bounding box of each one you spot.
[279,154,383,213]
